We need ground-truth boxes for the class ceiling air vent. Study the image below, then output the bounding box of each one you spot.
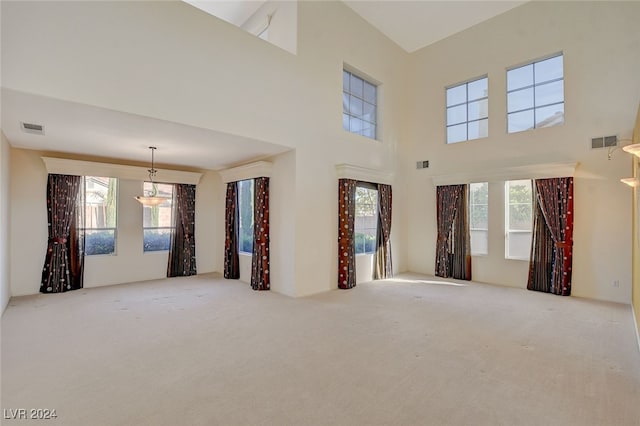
[20,122,45,135]
[591,135,617,149]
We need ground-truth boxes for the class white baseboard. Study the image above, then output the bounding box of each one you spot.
[634,306,640,355]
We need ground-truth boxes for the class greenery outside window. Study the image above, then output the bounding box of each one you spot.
[143,182,174,252]
[355,184,378,254]
[238,179,254,254]
[82,176,117,256]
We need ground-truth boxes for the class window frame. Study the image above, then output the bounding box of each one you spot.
[354,182,378,255]
[469,182,489,256]
[506,52,564,133]
[504,179,533,261]
[343,67,379,141]
[142,182,175,253]
[445,75,489,144]
[81,176,118,257]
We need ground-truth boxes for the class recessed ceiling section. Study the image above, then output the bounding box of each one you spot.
[343,1,528,53]
[1,89,290,171]
[183,0,267,27]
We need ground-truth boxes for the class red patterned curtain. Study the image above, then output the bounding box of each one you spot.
[40,174,84,293]
[527,177,574,296]
[435,184,469,279]
[338,179,357,289]
[167,184,197,277]
[251,177,270,291]
[224,182,240,279]
[451,185,472,280]
[374,184,393,279]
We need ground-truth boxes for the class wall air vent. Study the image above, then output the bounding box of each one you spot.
[591,135,617,149]
[416,160,429,169]
[20,122,45,135]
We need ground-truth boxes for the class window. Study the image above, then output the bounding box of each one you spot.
[238,179,254,254]
[507,54,564,133]
[446,76,488,143]
[505,180,533,260]
[343,69,377,140]
[142,183,174,252]
[83,177,117,255]
[355,185,378,254]
[469,182,488,255]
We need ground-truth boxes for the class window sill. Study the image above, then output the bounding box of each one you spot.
[505,256,530,262]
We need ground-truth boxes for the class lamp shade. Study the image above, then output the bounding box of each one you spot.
[620,177,640,187]
[135,196,167,206]
[622,143,640,157]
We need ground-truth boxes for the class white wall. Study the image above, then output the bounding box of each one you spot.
[405,1,640,303]
[0,132,11,313]
[240,0,297,54]
[9,148,221,296]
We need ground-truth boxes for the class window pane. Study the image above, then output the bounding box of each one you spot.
[238,179,254,254]
[535,80,564,106]
[363,81,376,104]
[534,55,563,84]
[342,92,349,113]
[349,95,363,116]
[350,117,363,134]
[355,187,378,255]
[143,229,171,252]
[361,124,376,139]
[468,78,488,101]
[470,204,488,229]
[468,118,488,140]
[142,183,173,228]
[508,110,534,133]
[363,102,376,123]
[507,64,533,90]
[470,230,488,256]
[507,231,532,259]
[468,99,488,121]
[447,123,467,143]
[446,85,466,106]
[471,182,488,204]
[507,180,532,230]
[84,229,115,255]
[507,87,533,113]
[343,70,349,92]
[447,104,467,125]
[350,74,363,98]
[342,113,350,131]
[535,104,565,128]
[85,177,117,229]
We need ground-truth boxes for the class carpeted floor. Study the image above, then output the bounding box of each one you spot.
[2,273,639,426]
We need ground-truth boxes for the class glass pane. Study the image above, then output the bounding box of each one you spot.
[85,177,117,229]
[364,81,376,104]
[508,110,534,133]
[350,95,363,117]
[350,74,363,98]
[343,113,350,131]
[142,183,173,228]
[447,104,466,125]
[468,118,488,140]
[507,231,532,259]
[507,64,533,90]
[535,80,564,107]
[535,103,565,128]
[354,233,364,255]
[507,87,533,113]
[470,229,488,256]
[447,123,466,143]
[363,102,376,123]
[470,204,488,229]
[508,180,532,231]
[535,55,563,84]
[468,99,488,120]
[361,125,376,139]
[468,78,488,101]
[238,179,254,253]
[342,92,349,113]
[84,229,115,255]
[446,84,466,106]
[355,187,377,254]
[143,229,171,252]
[343,70,349,92]
[470,182,488,204]
[350,117,363,134]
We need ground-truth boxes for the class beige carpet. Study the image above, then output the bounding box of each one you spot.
[2,273,639,426]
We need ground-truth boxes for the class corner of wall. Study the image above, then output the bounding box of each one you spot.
[1,131,12,314]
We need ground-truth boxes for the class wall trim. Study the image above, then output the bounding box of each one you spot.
[219,161,273,183]
[42,157,202,185]
[431,161,578,186]
[335,163,393,185]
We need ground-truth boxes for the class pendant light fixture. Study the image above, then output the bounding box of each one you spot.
[135,146,168,206]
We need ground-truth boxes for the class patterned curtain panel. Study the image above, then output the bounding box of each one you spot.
[338,179,357,289]
[224,182,240,279]
[527,177,574,296]
[435,184,465,279]
[251,177,270,291]
[451,185,472,280]
[167,184,197,277]
[374,184,393,280]
[40,174,84,293]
